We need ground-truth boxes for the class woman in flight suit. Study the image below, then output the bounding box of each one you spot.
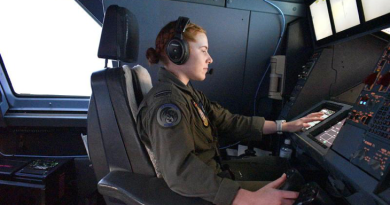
[136,17,323,205]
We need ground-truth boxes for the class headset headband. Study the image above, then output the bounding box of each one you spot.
[174,17,190,39]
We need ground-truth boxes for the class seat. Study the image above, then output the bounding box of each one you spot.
[87,5,211,205]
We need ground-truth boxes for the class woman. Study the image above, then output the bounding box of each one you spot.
[137,17,323,205]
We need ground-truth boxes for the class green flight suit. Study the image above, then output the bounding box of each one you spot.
[137,67,265,205]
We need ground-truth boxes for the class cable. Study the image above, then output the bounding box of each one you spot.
[253,0,286,115]
[219,141,241,150]
[101,0,105,14]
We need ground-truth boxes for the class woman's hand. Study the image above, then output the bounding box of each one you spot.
[284,112,324,132]
[232,174,299,205]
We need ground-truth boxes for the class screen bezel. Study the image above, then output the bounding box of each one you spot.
[306,0,390,48]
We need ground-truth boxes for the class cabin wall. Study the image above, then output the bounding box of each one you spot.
[100,0,302,115]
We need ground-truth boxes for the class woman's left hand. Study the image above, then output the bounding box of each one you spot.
[284,112,324,132]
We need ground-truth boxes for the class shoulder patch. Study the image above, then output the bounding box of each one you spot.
[154,90,172,98]
[157,104,182,127]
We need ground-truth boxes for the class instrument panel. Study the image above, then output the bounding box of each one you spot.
[287,44,390,204]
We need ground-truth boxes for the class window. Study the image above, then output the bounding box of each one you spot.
[0,0,104,96]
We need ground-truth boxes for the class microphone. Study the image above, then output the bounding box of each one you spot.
[206,68,214,75]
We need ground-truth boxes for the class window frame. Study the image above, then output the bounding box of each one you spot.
[0,1,104,126]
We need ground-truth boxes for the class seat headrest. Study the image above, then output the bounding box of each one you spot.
[98,5,139,63]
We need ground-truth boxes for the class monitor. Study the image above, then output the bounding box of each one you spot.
[330,0,360,33]
[361,0,390,22]
[305,108,336,131]
[314,118,346,147]
[382,27,390,35]
[310,0,333,41]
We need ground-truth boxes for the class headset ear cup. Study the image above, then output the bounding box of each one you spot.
[166,16,191,65]
[166,38,189,65]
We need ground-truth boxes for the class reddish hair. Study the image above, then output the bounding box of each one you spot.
[146,20,206,65]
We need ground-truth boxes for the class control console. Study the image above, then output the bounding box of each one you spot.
[280,50,323,120]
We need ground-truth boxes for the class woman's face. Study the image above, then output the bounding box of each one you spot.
[181,32,213,81]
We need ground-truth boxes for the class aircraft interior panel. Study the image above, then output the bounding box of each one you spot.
[280,34,387,121]
[114,0,251,114]
[286,44,390,205]
[284,18,314,101]
[241,11,299,115]
[0,0,389,204]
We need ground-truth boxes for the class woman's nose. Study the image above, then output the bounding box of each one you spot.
[207,54,213,64]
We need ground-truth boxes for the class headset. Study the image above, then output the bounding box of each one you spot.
[166,16,190,65]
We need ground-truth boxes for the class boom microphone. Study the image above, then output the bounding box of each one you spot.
[207,68,214,75]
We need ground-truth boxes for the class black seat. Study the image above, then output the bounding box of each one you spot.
[87,5,211,205]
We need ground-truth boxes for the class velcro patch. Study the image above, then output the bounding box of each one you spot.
[154,90,171,98]
[157,104,182,127]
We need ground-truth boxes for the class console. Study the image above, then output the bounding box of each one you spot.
[287,44,390,205]
[0,158,75,205]
[291,100,352,163]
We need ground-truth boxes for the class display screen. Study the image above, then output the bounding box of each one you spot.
[310,0,333,40]
[382,28,390,35]
[361,0,390,22]
[314,118,346,147]
[330,0,360,33]
[305,108,336,131]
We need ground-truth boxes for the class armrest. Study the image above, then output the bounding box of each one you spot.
[98,171,212,205]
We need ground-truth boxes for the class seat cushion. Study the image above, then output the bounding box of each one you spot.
[123,65,161,177]
[123,65,153,120]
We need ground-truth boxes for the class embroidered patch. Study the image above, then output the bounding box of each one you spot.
[154,90,171,98]
[192,100,209,127]
[157,104,182,127]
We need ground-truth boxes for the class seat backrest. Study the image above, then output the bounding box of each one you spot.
[87,5,155,186]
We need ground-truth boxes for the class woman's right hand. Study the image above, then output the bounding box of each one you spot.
[232,174,299,205]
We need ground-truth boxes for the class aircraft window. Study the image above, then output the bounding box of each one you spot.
[0,0,103,96]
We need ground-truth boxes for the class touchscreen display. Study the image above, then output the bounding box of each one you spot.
[305,108,336,131]
[310,0,333,40]
[330,0,360,33]
[314,118,346,147]
[361,0,390,22]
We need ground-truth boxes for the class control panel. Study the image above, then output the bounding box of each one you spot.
[290,101,352,162]
[279,50,323,120]
[345,45,390,181]
[287,44,390,205]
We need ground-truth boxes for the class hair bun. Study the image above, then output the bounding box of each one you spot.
[146,47,159,65]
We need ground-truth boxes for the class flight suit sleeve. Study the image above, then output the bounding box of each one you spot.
[199,92,265,141]
[144,99,240,205]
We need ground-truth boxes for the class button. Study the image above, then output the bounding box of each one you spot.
[370,160,381,170]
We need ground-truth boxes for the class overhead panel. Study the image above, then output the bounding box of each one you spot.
[168,0,226,7]
[226,0,306,17]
